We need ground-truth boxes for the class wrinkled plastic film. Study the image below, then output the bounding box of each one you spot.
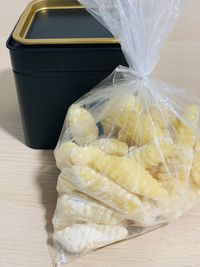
[52,0,200,266]
[79,0,185,75]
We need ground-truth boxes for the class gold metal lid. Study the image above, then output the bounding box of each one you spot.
[12,0,117,45]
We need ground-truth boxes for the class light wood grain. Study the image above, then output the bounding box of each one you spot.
[0,1,200,267]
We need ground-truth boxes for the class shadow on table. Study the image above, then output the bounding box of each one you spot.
[0,69,24,143]
[36,150,59,248]
[0,70,59,251]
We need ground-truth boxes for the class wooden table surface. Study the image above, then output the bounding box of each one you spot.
[0,1,200,266]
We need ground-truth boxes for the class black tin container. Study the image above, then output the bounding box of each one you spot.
[7,0,127,149]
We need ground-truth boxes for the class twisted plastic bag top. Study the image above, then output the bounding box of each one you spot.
[52,1,200,265]
[79,0,185,77]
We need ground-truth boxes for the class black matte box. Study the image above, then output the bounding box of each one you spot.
[7,4,126,149]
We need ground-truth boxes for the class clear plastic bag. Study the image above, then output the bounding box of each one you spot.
[52,0,200,265]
